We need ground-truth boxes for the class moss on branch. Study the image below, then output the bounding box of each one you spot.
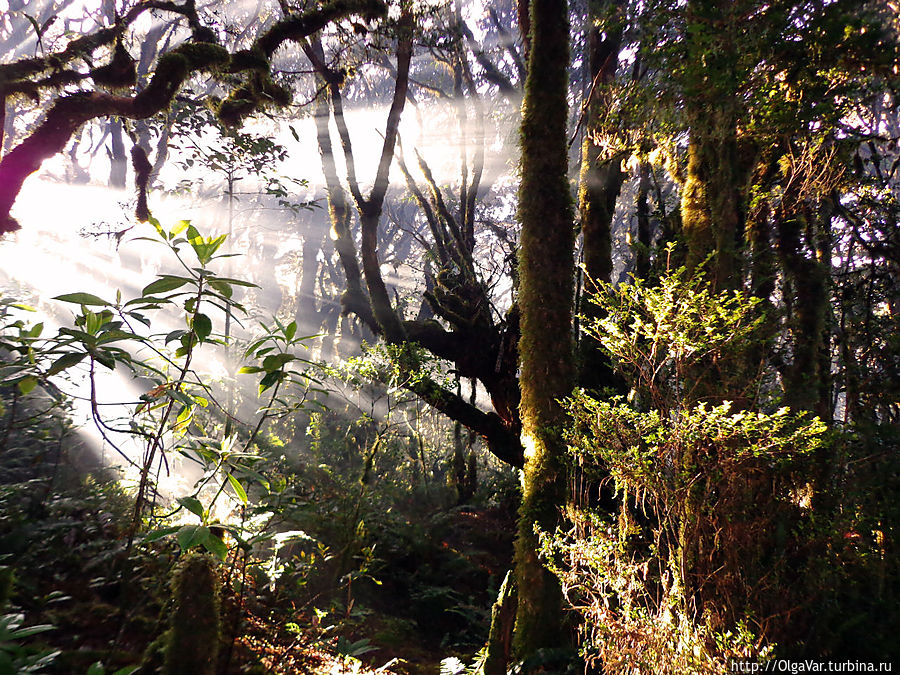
[0,1,375,234]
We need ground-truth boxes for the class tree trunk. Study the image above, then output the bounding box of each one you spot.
[513,0,574,656]
[108,117,128,188]
[681,111,743,289]
[679,0,744,291]
[577,0,625,391]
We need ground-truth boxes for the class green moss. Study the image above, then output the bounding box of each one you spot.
[483,570,517,675]
[261,79,292,106]
[229,49,270,74]
[163,553,221,675]
[139,51,189,107]
[513,0,574,657]
[215,73,291,128]
[175,43,230,71]
[216,97,256,129]
[89,41,136,89]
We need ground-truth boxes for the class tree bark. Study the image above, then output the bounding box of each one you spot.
[679,0,745,291]
[513,0,574,656]
[577,0,625,391]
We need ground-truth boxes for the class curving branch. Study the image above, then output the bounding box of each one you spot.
[459,20,518,99]
[354,9,413,343]
[0,42,229,233]
[307,9,524,467]
[408,375,523,468]
[0,0,388,234]
[256,0,385,58]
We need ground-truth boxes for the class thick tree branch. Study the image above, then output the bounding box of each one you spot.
[0,0,385,234]
[256,0,385,58]
[0,42,230,233]
[408,375,523,468]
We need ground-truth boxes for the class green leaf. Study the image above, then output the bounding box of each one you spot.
[258,370,281,394]
[185,224,202,242]
[54,292,109,306]
[17,376,37,395]
[226,474,248,504]
[95,329,141,345]
[203,530,228,560]
[205,234,227,259]
[144,526,181,542]
[174,404,193,431]
[87,661,105,675]
[142,276,190,296]
[112,667,140,675]
[208,280,233,298]
[47,352,86,376]
[177,496,205,520]
[238,366,264,374]
[285,321,297,341]
[5,622,55,639]
[176,524,210,551]
[165,330,188,344]
[193,313,212,342]
[93,351,116,371]
[211,277,258,288]
[262,353,295,372]
[148,215,165,238]
[170,220,190,237]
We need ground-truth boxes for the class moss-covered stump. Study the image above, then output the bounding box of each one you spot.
[163,553,221,675]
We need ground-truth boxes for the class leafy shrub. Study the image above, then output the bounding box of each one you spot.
[544,269,829,671]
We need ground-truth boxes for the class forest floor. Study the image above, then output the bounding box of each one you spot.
[0,386,516,674]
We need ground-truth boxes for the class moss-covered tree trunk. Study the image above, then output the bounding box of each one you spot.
[577,0,625,392]
[679,0,745,291]
[681,111,743,290]
[777,197,833,419]
[513,0,574,657]
[163,554,221,675]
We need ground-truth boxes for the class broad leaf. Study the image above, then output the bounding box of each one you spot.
[142,276,190,296]
[47,352,86,376]
[193,313,212,342]
[54,292,109,306]
[208,280,233,298]
[203,531,228,560]
[17,376,37,395]
[176,496,205,520]
[144,525,181,542]
[176,524,210,551]
[226,473,248,504]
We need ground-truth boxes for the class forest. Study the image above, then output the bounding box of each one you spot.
[0,0,898,672]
